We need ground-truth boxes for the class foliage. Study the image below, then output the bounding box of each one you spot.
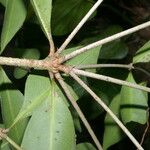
[0,0,150,150]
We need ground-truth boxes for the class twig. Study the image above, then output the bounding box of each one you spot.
[76,64,150,78]
[0,57,53,71]
[72,68,150,93]
[55,73,103,150]
[76,63,134,70]
[49,37,55,56]
[69,71,144,150]
[62,21,150,62]
[57,0,103,53]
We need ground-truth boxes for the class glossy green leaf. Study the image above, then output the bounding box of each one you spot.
[120,73,148,124]
[76,143,96,150]
[101,25,123,38]
[12,75,51,126]
[99,40,128,59]
[0,0,27,52]
[13,48,40,79]
[64,76,87,99]
[78,91,109,120]
[30,0,53,42]
[61,81,78,103]
[63,46,101,69]
[80,25,128,59]
[13,69,28,80]
[0,0,6,6]
[133,40,150,63]
[0,67,27,144]
[1,141,10,150]
[21,81,76,150]
[103,94,124,150]
[54,81,76,106]
[71,108,82,132]
[51,0,94,35]
[80,25,123,43]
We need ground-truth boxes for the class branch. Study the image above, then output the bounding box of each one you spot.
[57,0,103,53]
[62,21,150,62]
[55,73,103,150]
[0,56,53,71]
[72,68,150,93]
[69,71,144,150]
[76,64,150,78]
[49,36,55,56]
[76,63,134,70]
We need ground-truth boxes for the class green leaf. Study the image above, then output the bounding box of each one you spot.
[71,108,82,132]
[78,91,109,120]
[64,76,87,99]
[54,81,75,106]
[80,25,128,59]
[0,0,6,6]
[76,143,96,150]
[133,40,150,63]
[12,75,51,126]
[1,141,10,150]
[103,94,124,150]
[13,48,40,79]
[51,0,95,35]
[99,40,128,59]
[0,67,28,144]
[61,80,78,103]
[30,0,53,42]
[63,46,101,71]
[0,0,27,52]
[120,73,148,124]
[21,81,76,150]
[13,69,28,80]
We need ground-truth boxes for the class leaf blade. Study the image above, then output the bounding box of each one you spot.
[0,67,27,144]
[30,0,53,43]
[77,142,96,150]
[120,73,148,124]
[21,81,76,150]
[103,94,124,150]
[12,75,51,126]
[133,40,150,63]
[0,0,27,52]
[52,0,95,35]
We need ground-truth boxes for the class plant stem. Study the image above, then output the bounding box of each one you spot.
[5,136,23,150]
[69,71,144,150]
[57,0,103,53]
[55,73,103,150]
[76,63,134,69]
[62,21,150,62]
[49,40,55,56]
[0,57,53,71]
[72,68,150,93]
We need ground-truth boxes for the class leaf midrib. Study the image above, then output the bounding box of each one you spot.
[49,81,55,150]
